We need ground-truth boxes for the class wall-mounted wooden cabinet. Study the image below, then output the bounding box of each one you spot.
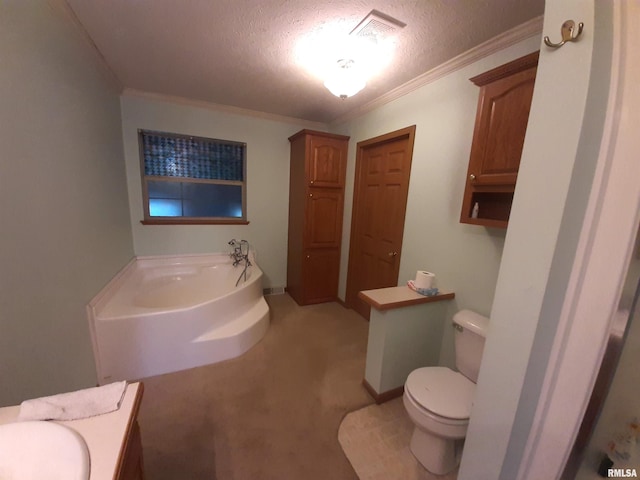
[287,129,349,305]
[460,51,539,228]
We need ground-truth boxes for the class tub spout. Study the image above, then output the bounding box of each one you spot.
[229,239,251,268]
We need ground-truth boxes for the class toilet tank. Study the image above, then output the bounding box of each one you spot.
[453,310,490,383]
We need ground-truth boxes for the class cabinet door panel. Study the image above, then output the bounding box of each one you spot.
[471,67,536,186]
[303,249,339,304]
[118,421,144,480]
[308,137,346,188]
[306,189,343,248]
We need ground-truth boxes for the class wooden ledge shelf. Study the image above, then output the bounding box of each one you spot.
[358,286,455,311]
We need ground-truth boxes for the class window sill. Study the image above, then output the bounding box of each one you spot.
[140,219,250,225]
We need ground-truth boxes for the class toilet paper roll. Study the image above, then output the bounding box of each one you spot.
[414,271,436,290]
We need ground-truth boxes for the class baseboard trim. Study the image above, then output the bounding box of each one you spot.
[362,379,404,404]
[263,286,285,295]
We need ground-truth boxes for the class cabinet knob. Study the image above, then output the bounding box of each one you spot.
[306,255,310,259]
[469,174,476,181]
[309,193,313,197]
[388,252,398,257]
[310,180,314,184]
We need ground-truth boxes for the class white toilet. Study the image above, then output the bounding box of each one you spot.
[403,309,489,475]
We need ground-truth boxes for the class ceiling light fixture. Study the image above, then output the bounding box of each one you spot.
[322,11,405,99]
[323,59,366,99]
[295,11,405,99]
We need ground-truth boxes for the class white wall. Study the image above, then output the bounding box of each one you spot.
[333,36,540,368]
[459,0,608,478]
[0,2,133,406]
[120,94,314,289]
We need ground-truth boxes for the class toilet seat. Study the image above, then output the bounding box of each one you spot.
[405,367,475,421]
[404,390,469,430]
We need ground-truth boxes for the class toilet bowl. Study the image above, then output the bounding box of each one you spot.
[403,310,489,475]
[403,367,475,474]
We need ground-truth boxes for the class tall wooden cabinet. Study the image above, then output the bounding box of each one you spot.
[460,51,539,228]
[287,129,349,305]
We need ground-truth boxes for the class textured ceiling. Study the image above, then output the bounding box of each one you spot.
[65,0,545,124]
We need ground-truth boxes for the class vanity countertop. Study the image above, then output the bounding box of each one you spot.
[0,382,143,480]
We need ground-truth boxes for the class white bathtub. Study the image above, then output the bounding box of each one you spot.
[87,253,269,384]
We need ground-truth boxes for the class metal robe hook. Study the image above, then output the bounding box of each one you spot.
[544,20,584,48]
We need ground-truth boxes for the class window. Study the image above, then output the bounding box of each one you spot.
[138,129,247,224]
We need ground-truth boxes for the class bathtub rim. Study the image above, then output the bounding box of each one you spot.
[89,252,261,320]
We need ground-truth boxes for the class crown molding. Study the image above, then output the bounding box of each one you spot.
[47,0,123,93]
[122,88,328,130]
[331,15,544,126]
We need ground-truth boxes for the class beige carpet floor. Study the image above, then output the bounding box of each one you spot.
[137,293,374,479]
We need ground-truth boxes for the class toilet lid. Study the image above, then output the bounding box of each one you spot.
[405,367,475,420]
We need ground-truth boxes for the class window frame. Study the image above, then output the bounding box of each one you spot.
[137,129,248,225]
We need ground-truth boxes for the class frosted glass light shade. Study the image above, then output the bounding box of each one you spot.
[324,60,366,99]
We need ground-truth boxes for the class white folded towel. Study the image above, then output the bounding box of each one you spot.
[18,381,127,421]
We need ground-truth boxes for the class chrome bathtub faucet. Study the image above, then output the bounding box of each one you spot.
[228,239,250,266]
[228,239,252,285]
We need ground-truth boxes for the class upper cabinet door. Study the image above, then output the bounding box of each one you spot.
[308,136,346,188]
[468,52,538,187]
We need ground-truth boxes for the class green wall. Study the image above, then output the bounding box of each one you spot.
[120,94,315,289]
[0,2,134,406]
[333,36,540,368]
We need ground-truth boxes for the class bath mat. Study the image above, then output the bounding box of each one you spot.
[338,397,458,480]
